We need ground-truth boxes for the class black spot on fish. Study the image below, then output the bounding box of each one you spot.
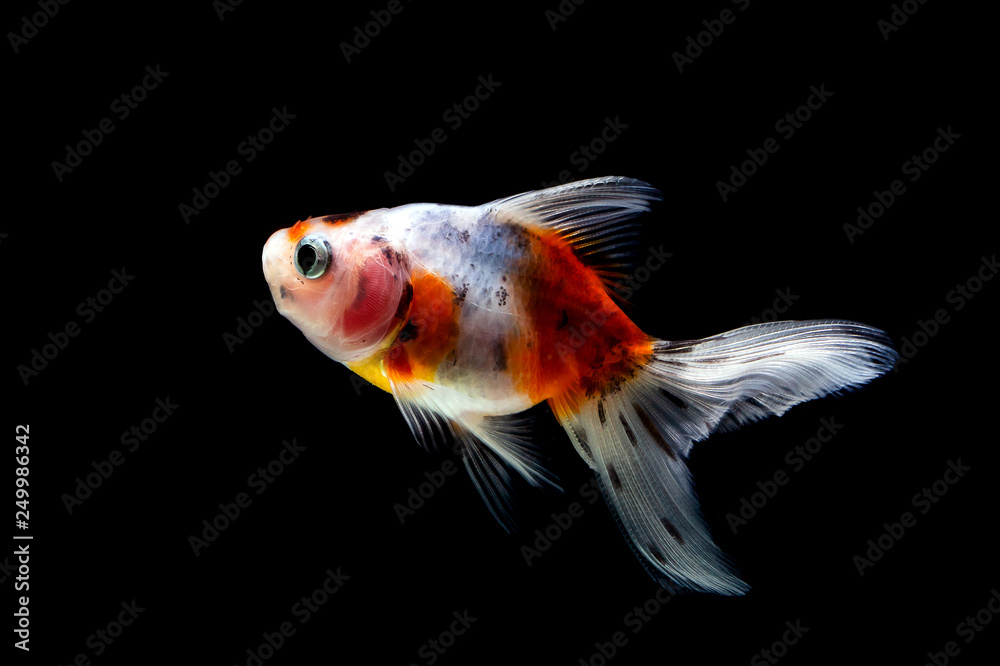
[597,400,606,425]
[634,402,677,460]
[658,344,695,355]
[495,286,508,307]
[501,275,507,282]
[371,235,386,243]
[740,352,784,364]
[607,464,622,490]
[453,283,469,306]
[557,309,569,330]
[394,282,413,321]
[279,285,290,300]
[493,340,508,372]
[658,388,687,411]
[399,319,418,342]
[649,545,667,564]
[700,355,733,364]
[490,221,534,251]
[618,412,638,447]
[458,229,470,243]
[660,518,684,544]
[320,212,357,225]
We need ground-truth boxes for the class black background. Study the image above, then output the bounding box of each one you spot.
[6,1,996,664]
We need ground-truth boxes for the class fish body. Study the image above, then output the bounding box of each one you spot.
[262,177,898,595]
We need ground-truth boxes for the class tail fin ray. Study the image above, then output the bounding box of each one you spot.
[552,320,897,595]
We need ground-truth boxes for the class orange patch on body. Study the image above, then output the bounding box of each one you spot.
[384,269,460,384]
[509,228,652,413]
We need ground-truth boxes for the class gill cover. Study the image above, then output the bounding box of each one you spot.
[337,244,411,349]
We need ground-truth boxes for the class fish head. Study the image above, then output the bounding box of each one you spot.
[262,213,411,364]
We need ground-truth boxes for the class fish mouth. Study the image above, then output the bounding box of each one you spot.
[262,228,299,314]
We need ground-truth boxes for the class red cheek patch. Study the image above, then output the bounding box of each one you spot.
[342,257,401,338]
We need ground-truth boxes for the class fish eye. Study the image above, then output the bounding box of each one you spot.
[293,235,332,279]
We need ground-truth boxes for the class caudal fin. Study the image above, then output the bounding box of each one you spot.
[550,320,897,595]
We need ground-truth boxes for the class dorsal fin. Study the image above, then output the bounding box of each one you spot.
[485,176,662,301]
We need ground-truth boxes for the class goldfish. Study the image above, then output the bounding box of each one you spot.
[262,176,897,595]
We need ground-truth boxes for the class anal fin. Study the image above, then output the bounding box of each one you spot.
[388,371,561,531]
